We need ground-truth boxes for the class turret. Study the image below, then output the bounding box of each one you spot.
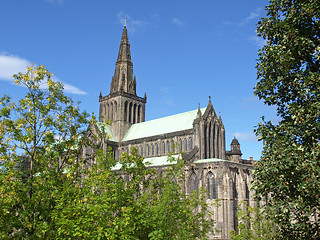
[226,137,242,163]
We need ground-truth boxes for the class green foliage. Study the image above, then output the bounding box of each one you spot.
[0,65,90,239]
[0,65,215,239]
[254,0,320,239]
[146,154,215,240]
[230,202,279,240]
[51,148,215,240]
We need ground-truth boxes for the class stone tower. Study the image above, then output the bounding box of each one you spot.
[226,137,242,163]
[99,25,146,141]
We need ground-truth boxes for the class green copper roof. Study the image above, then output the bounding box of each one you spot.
[112,155,228,170]
[145,156,228,167]
[122,107,206,142]
[112,154,180,170]
[96,122,117,142]
[193,158,229,164]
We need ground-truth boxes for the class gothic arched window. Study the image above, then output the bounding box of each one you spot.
[163,142,165,154]
[128,102,133,123]
[124,101,128,122]
[152,144,154,156]
[114,101,117,121]
[184,138,187,151]
[110,102,113,121]
[207,172,217,199]
[190,137,193,150]
[133,103,137,123]
[107,103,110,120]
[245,180,249,200]
[233,175,238,200]
[140,146,143,157]
[104,104,107,121]
[137,105,141,123]
[190,172,198,194]
[156,143,159,155]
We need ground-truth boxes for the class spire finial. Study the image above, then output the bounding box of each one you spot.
[197,103,202,118]
[124,17,127,27]
[209,96,211,103]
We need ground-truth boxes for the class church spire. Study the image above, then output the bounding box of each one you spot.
[110,25,136,95]
[117,25,131,62]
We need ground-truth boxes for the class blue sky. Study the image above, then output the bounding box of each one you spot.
[0,0,277,160]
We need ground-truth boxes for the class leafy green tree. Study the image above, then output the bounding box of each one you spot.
[146,154,215,240]
[230,202,279,240]
[254,0,320,238]
[52,148,215,240]
[0,65,90,238]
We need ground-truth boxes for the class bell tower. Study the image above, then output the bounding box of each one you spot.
[99,24,146,141]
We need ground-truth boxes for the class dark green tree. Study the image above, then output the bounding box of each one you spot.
[253,0,320,239]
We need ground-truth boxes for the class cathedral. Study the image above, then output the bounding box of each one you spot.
[98,25,254,239]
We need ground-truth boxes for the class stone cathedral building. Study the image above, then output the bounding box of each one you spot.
[98,25,254,239]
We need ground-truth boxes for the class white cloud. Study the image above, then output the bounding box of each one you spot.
[172,18,185,26]
[159,86,172,94]
[150,13,160,22]
[239,8,262,26]
[0,53,87,95]
[117,12,150,33]
[0,53,30,81]
[249,35,267,48]
[222,20,233,26]
[54,77,87,95]
[234,131,258,142]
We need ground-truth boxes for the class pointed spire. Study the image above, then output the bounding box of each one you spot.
[110,26,135,95]
[219,112,221,120]
[133,76,137,94]
[117,25,131,62]
[206,95,213,110]
[197,103,202,118]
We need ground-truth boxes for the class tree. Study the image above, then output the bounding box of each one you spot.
[0,65,215,239]
[230,202,279,240]
[51,148,215,240]
[0,65,90,238]
[253,0,320,238]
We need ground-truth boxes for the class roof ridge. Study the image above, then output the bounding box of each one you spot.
[133,107,207,126]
